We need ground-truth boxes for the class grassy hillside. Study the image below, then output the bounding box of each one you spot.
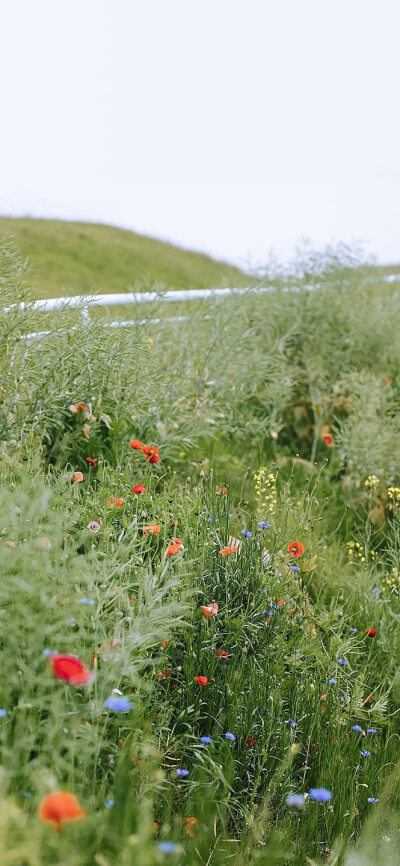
[0,217,246,298]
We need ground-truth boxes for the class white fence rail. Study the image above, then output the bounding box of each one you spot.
[6,273,400,342]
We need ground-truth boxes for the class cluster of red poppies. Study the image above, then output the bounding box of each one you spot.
[130,439,161,464]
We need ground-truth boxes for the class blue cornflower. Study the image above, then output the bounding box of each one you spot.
[338,659,348,666]
[367,728,377,733]
[225,732,235,741]
[105,798,114,808]
[79,598,95,606]
[309,788,332,802]
[352,725,363,732]
[23,792,32,798]
[207,517,213,523]
[258,521,270,529]
[0,709,7,718]
[290,565,301,572]
[328,678,336,684]
[285,793,305,807]
[360,750,371,757]
[241,530,252,537]
[285,719,297,728]
[371,588,381,595]
[349,627,358,633]
[267,610,274,616]
[42,648,58,657]
[104,696,132,713]
[200,736,212,744]
[176,768,189,777]
[158,842,176,853]
[367,797,379,803]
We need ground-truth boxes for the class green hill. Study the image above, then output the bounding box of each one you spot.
[0,217,246,299]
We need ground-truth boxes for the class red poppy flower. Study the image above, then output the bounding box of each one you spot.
[200,603,218,618]
[143,524,161,535]
[38,791,87,831]
[194,676,209,686]
[365,628,377,638]
[216,649,229,658]
[219,545,239,556]
[109,497,124,508]
[277,598,285,606]
[71,472,84,483]
[161,640,169,650]
[246,736,257,747]
[50,654,94,685]
[149,452,161,463]
[322,433,333,446]
[184,816,198,838]
[130,439,144,450]
[216,486,228,495]
[132,484,146,494]
[141,445,161,464]
[156,669,171,681]
[68,402,87,414]
[166,537,183,556]
[86,457,97,467]
[320,694,327,701]
[287,541,305,558]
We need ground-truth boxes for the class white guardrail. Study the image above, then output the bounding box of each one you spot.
[7,274,400,341]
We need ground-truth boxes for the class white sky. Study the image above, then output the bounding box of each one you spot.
[0,0,399,268]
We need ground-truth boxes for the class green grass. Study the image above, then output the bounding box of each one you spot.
[0,238,399,865]
[0,217,247,298]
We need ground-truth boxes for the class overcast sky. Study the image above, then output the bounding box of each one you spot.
[0,0,399,268]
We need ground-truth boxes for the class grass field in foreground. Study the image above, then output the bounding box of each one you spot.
[0,217,247,299]
[0,239,399,866]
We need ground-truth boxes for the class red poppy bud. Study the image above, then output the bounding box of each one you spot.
[86,457,97,467]
[365,628,377,638]
[194,676,209,686]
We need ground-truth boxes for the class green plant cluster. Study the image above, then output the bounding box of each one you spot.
[0,239,399,865]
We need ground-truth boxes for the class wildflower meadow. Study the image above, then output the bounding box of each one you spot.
[0,237,399,865]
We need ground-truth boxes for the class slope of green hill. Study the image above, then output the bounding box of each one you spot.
[0,217,246,299]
